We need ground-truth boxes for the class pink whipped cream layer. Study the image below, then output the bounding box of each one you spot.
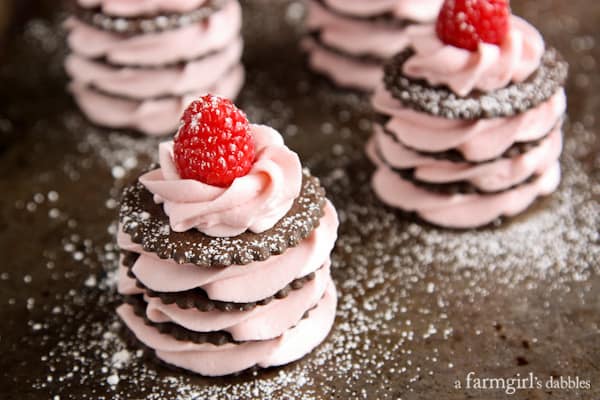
[77,0,209,17]
[117,200,339,302]
[69,65,244,136]
[140,124,302,236]
[65,38,242,99]
[306,0,411,59]
[402,16,545,96]
[302,37,383,91]
[66,0,241,67]
[303,0,441,91]
[368,140,561,228]
[372,124,562,192]
[117,280,337,376]
[120,263,331,342]
[322,0,443,22]
[372,87,566,162]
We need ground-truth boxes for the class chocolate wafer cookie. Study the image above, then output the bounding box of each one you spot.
[119,170,327,267]
[384,48,568,120]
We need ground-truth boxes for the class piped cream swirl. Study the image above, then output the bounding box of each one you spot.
[402,16,545,96]
[140,124,302,237]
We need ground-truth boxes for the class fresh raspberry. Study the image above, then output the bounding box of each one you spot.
[436,0,511,51]
[173,94,255,187]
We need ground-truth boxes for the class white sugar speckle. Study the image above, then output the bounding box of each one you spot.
[112,166,126,179]
[107,374,120,386]
[84,275,97,288]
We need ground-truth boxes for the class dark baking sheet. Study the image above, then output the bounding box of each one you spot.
[1,1,599,399]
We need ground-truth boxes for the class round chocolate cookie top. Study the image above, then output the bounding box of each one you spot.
[119,169,326,268]
[384,47,568,120]
[70,0,230,35]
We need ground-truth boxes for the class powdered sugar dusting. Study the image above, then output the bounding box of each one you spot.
[2,0,600,399]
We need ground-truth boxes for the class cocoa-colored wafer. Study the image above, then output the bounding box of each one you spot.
[119,170,326,267]
[384,48,568,120]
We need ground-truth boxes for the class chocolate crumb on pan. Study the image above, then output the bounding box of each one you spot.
[122,251,322,312]
[122,295,317,346]
[69,0,231,35]
[384,48,568,120]
[119,170,326,268]
[374,119,560,164]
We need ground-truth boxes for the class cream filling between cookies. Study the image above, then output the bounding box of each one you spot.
[69,64,244,136]
[119,264,330,342]
[372,88,567,162]
[77,0,210,17]
[116,201,339,303]
[66,0,241,66]
[116,280,337,376]
[371,123,563,192]
[322,0,442,22]
[65,38,243,99]
[369,138,561,228]
[306,0,411,59]
[302,37,383,91]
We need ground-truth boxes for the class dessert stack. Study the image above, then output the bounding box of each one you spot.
[65,0,244,136]
[367,0,568,228]
[302,0,443,91]
[116,95,339,376]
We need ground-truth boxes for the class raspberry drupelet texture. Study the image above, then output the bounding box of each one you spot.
[173,94,255,187]
[436,0,511,51]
